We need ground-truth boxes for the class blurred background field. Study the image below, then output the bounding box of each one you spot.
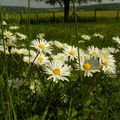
[1,3,120,24]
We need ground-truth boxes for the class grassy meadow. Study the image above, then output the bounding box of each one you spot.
[2,10,120,24]
[0,8,120,120]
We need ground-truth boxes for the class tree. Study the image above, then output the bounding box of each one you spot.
[36,0,102,22]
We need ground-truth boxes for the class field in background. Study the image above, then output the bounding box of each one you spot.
[1,10,120,24]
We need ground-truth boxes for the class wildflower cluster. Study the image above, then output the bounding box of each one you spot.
[0,22,119,84]
[0,25,118,84]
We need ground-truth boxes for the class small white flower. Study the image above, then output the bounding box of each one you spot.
[23,56,33,63]
[63,45,78,60]
[77,57,100,77]
[100,55,116,75]
[99,48,111,59]
[36,33,45,39]
[11,48,20,54]
[112,36,120,45]
[4,30,13,39]
[52,53,67,62]
[19,48,29,55]
[87,46,100,57]
[16,32,27,40]
[43,60,71,83]
[30,50,37,57]
[9,26,19,30]
[107,47,119,54]
[34,53,49,65]
[31,39,52,54]
[2,21,7,26]
[53,41,64,49]
[93,33,104,39]
[81,34,91,41]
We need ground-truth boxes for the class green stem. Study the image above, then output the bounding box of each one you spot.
[67,97,73,120]
[9,88,17,120]
[72,0,84,115]
[27,0,31,74]
[27,0,32,118]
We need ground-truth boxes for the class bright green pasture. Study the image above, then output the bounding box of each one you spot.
[18,20,120,47]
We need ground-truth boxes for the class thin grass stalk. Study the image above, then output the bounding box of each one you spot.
[28,0,31,63]
[8,87,17,120]
[72,0,83,115]
[67,97,73,120]
[0,4,10,119]
[27,0,32,118]
[0,77,7,120]
[42,106,49,120]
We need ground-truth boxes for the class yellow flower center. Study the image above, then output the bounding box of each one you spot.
[92,51,97,55]
[38,56,44,61]
[83,63,91,70]
[102,60,109,66]
[5,33,12,38]
[53,68,61,75]
[59,56,64,60]
[15,50,19,54]
[38,44,45,50]
[101,53,107,58]
[25,58,29,62]
[69,50,75,56]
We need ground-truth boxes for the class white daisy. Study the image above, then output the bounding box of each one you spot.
[31,39,52,54]
[87,46,100,57]
[36,33,45,39]
[16,32,27,40]
[107,47,119,54]
[2,21,7,26]
[53,41,64,49]
[43,60,71,83]
[112,36,120,45]
[30,50,37,57]
[77,57,100,77]
[52,53,67,62]
[63,45,78,60]
[100,55,116,75]
[34,53,49,65]
[9,26,19,30]
[4,30,13,39]
[99,48,111,59]
[11,48,20,54]
[23,56,33,63]
[93,33,104,39]
[81,34,91,41]
[19,48,29,55]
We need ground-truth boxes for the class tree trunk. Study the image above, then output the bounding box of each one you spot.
[64,0,70,22]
